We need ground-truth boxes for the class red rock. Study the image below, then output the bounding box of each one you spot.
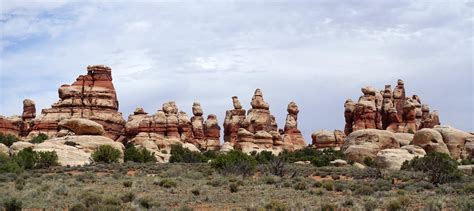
[22,99,36,121]
[344,79,440,135]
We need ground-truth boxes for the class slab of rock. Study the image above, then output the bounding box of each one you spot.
[330,159,348,167]
[0,143,9,155]
[9,141,34,154]
[59,118,105,135]
[458,165,474,176]
[412,128,450,156]
[34,141,90,166]
[342,129,399,162]
[394,133,413,146]
[433,125,474,159]
[311,130,345,149]
[375,145,426,170]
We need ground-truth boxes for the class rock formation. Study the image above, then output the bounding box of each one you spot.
[311,130,346,149]
[125,101,221,158]
[341,129,400,163]
[344,79,440,135]
[223,89,306,154]
[27,65,126,140]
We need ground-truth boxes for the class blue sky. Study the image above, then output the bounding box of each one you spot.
[0,0,473,142]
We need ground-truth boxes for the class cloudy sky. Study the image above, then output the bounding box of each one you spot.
[0,0,473,142]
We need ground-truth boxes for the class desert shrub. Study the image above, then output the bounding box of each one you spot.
[124,145,156,163]
[2,197,22,211]
[364,198,378,211]
[464,182,474,194]
[341,197,354,207]
[120,192,135,203]
[210,150,256,176]
[191,189,200,196]
[80,192,103,208]
[321,203,337,211]
[64,141,78,147]
[30,133,48,144]
[323,181,334,191]
[386,196,410,211]
[457,196,474,211]
[202,150,218,160]
[35,151,59,168]
[251,151,275,164]
[355,185,374,195]
[91,145,121,163]
[265,201,287,211]
[13,148,36,169]
[169,144,207,163]
[69,203,87,211]
[137,196,160,209]
[363,157,376,167]
[268,156,286,176]
[294,181,307,190]
[401,152,462,184]
[158,179,177,188]
[334,181,348,192]
[229,183,239,193]
[0,153,23,174]
[207,177,227,187]
[123,180,133,187]
[102,196,122,206]
[373,179,392,192]
[0,133,19,147]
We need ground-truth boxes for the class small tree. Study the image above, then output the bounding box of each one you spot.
[124,144,156,163]
[35,151,59,168]
[30,133,48,144]
[401,152,462,184]
[91,145,121,163]
[14,147,37,169]
[0,153,23,174]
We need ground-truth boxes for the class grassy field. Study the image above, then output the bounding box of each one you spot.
[0,162,473,210]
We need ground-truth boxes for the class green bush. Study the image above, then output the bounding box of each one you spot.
[30,133,48,144]
[401,152,462,184]
[91,145,121,163]
[279,148,345,166]
[158,179,177,188]
[251,151,275,164]
[14,148,36,169]
[363,157,376,167]
[210,150,256,176]
[229,183,239,193]
[124,145,156,163]
[35,151,59,168]
[69,203,87,211]
[0,153,23,174]
[0,133,19,147]
[169,144,208,163]
[294,181,307,190]
[2,197,22,211]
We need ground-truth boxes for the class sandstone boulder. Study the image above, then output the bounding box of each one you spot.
[59,118,105,135]
[342,129,399,162]
[458,165,474,176]
[394,133,414,146]
[34,141,90,166]
[0,143,9,155]
[9,141,34,154]
[330,159,348,167]
[433,125,474,159]
[412,128,450,156]
[375,145,426,170]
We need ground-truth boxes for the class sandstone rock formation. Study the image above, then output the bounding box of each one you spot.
[125,102,220,157]
[311,130,346,149]
[58,118,105,135]
[344,79,440,135]
[222,89,306,154]
[27,65,126,140]
[411,125,474,160]
[342,129,400,163]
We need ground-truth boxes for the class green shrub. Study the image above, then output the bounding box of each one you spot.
[401,152,462,184]
[191,189,200,196]
[363,157,376,167]
[169,144,208,163]
[321,203,336,211]
[158,179,177,188]
[64,141,78,147]
[294,181,307,190]
[30,133,48,144]
[13,148,36,169]
[0,133,19,147]
[35,151,59,168]
[120,192,135,203]
[2,197,22,211]
[364,198,378,211]
[123,180,133,187]
[323,181,334,191]
[91,145,121,163]
[0,153,23,174]
[69,203,87,211]
[124,145,156,163]
[265,201,287,211]
[229,183,239,193]
[355,185,374,195]
[210,150,256,176]
[251,151,275,164]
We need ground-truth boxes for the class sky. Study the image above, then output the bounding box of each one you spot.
[0,0,473,143]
